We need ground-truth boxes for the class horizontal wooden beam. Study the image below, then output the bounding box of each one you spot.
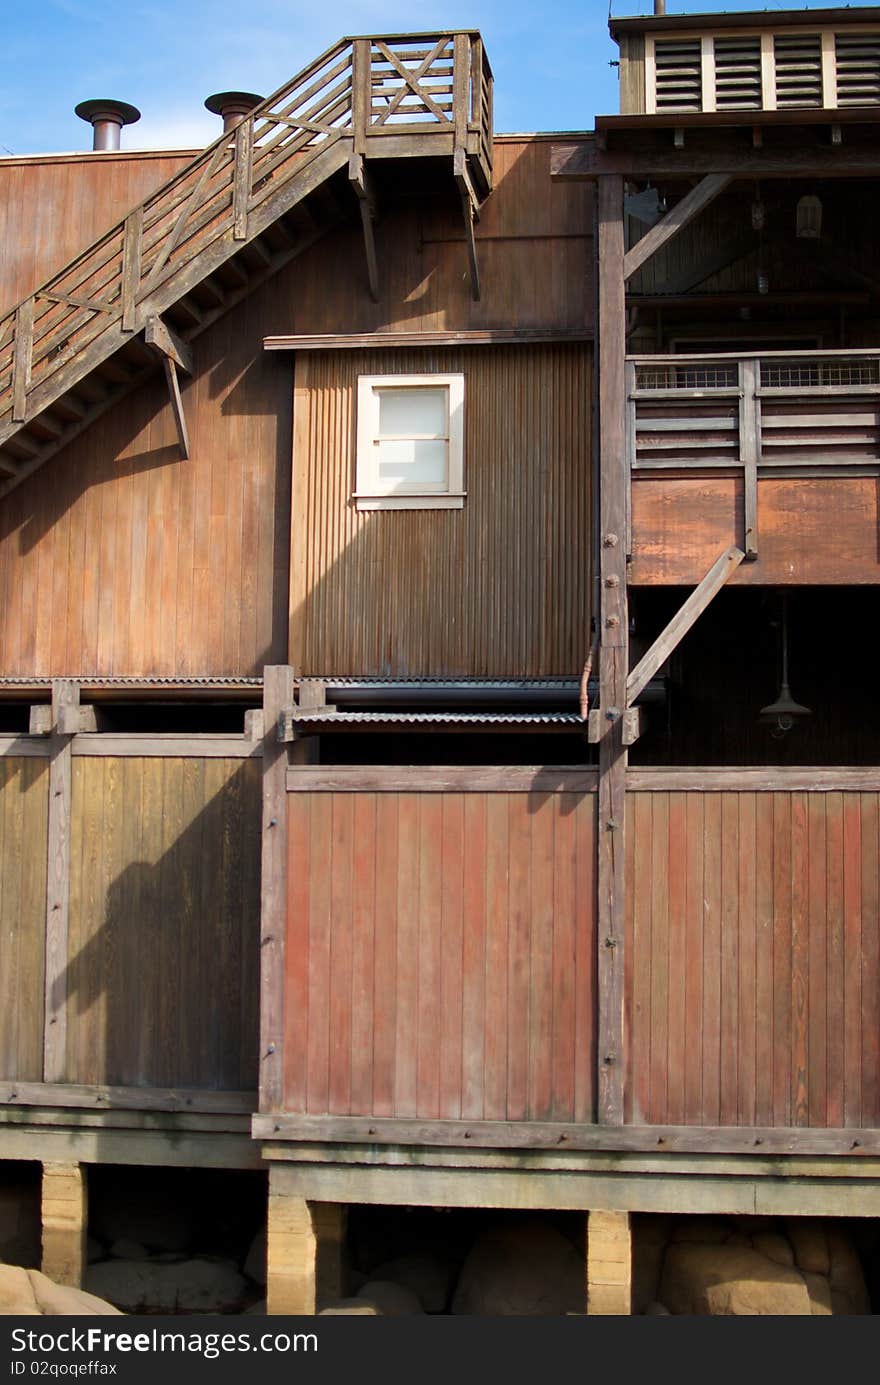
[626,545,745,706]
[627,766,880,792]
[264,328,593,351]
[254,1111,880,1158]
[70,734,260,758]
[552,140,880,181]
[623,173,731,282]
[0,1081,256,1114]
[286,766,598,793]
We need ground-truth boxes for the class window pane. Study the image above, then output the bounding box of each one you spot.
[377,387,446,437]
[376,439,448,488]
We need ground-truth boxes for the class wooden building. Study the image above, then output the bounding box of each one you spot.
[2,12,880,1314]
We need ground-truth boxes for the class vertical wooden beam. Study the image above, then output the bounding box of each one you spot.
[596,175,628,1127]
[266,1167,347,1314]
[453,33,470,147]
[233,117,254,241]
[586,1210,632,1315]
[43,679,78,1085]
[352,39,371,156]
[260,666,295,1113]
[12,297,34,423]
[739,358,760,559]
[121,207,143,332]
[41,1162,87,1288]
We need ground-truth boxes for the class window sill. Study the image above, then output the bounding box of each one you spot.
[354,493,466,511]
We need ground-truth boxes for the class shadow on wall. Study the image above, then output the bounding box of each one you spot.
[53,757,261,1092]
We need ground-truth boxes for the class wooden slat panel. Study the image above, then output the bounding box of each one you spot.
[0,758,48,1081]
[283,788,598,1122]
[626,789,880,1129]
[65,756,260,1090]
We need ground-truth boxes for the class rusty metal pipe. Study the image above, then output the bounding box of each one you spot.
[75,99,141,151]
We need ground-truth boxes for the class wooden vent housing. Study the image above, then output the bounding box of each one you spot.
[643,27,880,114]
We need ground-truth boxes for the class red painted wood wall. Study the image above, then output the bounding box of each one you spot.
[283,788,597,1123]
[625,790,880,1129]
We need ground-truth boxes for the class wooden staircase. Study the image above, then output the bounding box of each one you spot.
[0,32,493,497]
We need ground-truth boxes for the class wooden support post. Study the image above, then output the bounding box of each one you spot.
[12,298,34,423]
[739,358,760,558]
[121,207,143,332]
[259,667,295,1113]
[145,315,192,460]
[453,33,470,148]
[586,1210,632,1315]
[43,680,78,1085]
[233,117,254,241]
[348,154,379,302]
[352,39,371,155]
[596,174,628,1127]
[41,1162,87,1288]
[266,1168,346,1314]
[454,148,481,301]
[162,359,190,460]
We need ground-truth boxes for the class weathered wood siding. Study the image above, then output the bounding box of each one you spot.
[291,343,592,675]
[0,152,193,313]
[0,138,592,678]
[283,789,597,1121]
[630,475,880,585]
[0,758,48,1081]
[65,756,260,1089]
[626,790,880,1128]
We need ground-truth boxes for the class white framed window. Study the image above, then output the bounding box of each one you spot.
[354,373,465,510]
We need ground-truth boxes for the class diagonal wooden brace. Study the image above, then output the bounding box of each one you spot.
[145,315,193,459]
[348,153,380,302]
[454,148,481,301]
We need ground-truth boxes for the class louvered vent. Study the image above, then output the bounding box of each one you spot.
[713,35,762,110]
[654,38,702,112]
[773,33,823,107]
[835,33,880,106]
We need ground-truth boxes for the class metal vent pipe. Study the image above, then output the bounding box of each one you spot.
[75,99,141,151]
[204,91,263,132]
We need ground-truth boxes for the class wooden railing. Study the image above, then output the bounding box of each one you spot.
[628,348,880,555]
[0,32,492,451]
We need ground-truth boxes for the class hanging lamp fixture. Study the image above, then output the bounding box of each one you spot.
[759,594,812,736]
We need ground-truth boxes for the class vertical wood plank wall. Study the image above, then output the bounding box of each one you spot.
[625,790,880,1129]
[283,789,597,1122]
[0,758,48,1081]
[64,756,261,1089]
[291,344,592,676]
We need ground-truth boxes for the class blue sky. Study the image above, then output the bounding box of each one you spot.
[0,0,867,155]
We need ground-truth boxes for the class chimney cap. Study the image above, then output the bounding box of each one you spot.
[205,90,263,117]
[75,98,142,127]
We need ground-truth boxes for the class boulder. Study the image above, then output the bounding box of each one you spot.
[644,1301,671,1315]
[355,1281,424,1315]
[828,1227,870,1314]
[660,1244,813,1315]
[670,1219,732,1246]
[320,1298,382,1316]
[801,1270,833,1315]
[751,1232,795,1269]
[0,1263,120,1316]
[451,1220,585,1316]
[244,1227,266,1286]
[370,1252,456,1313]
[787,1221,831,1277]
[86,1257,247,1313]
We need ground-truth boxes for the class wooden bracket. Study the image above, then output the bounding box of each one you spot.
[587,706,643,747]
[626,544,745,707]
[145,315,192,460]
[244,708,265,742]
[348,153,380,302]
[29,705,53,736]
[621,707,644,747]
[454,147,481,302]
[57,703,104,736]
[623,173,732,282]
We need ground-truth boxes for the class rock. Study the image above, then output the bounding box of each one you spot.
[244,1227,266,1286]
[670,1219,732,1246]
[27,1271,122,1316]
[110,1239,149,1261]
[0,1185,40,1268]
[371,1252,456,1313]
[451,1220,585,1316]
[355,1281,424,1316]
[0,1264,120,1316]
[0,1264,40,1315]
[320,1298,382,1315]
[660,1244,812,1315]
[86,1257,247,1313]
[828,1228,870,1314]
[801,1270,833,1315]
[644,1301,671,1315]
[751,1232,795,1269]
[787,1221,830,1277]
